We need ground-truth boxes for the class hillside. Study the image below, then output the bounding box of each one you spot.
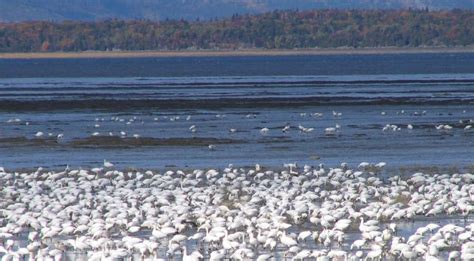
[0,0,473,22]
[1,9,473,52]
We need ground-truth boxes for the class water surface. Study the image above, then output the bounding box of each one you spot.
[0,53,473,170]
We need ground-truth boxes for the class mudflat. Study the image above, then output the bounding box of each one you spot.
[1,47,474,59]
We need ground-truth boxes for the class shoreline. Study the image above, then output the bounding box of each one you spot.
[1,47,474,59]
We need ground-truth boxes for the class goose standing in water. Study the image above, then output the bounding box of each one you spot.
[104,159,114,168]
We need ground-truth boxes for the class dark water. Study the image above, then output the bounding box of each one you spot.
[0,53,473,170]
[1,53,473,78]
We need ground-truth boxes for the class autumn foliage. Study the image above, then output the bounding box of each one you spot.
[0,9,472,52]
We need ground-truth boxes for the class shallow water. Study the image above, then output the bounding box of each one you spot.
[11,215,469,260]
[0,104,473,171]
[0,53,474,170]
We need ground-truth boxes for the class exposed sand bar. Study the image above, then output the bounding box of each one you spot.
[1,47,474,59]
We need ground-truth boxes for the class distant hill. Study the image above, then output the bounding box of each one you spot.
[1,10,473,52]
[0,0,473,22]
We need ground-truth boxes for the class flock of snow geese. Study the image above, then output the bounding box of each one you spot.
[0,162,473,260]
[14,112,346,140]
[1,109,473,260]
[5,109,473,149]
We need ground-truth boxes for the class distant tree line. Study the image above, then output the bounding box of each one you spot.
[0,9,473,52]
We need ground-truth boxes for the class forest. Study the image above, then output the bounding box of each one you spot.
[0,9,473,52]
